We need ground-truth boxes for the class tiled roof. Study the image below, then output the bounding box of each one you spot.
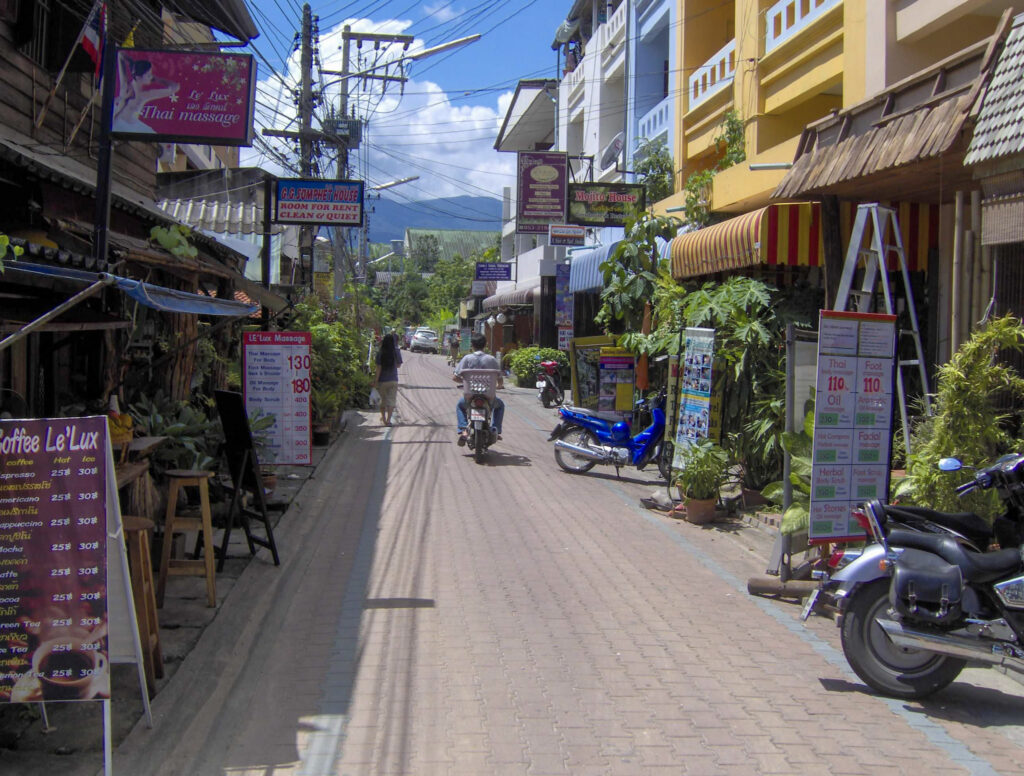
[965,12,1024,165]
[405,228,499,263]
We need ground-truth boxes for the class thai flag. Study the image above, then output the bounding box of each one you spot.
[80,1,105,78]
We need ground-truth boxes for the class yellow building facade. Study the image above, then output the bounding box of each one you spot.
[656,0,1017,218]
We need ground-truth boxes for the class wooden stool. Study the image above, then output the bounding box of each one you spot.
[157,470,216,608]
[123,515,163,695]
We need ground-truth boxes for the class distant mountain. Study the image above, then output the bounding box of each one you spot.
[365,195,502,243]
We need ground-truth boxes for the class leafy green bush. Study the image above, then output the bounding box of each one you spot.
[128,391,221,474]
[898,315,1024,520]
[508,347,568,386]
[291,298,374,423]
[761,399,814,535]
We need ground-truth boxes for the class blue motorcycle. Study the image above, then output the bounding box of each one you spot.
[547,388,670,480]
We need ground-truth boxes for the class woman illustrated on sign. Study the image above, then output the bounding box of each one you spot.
[112,58,180,134]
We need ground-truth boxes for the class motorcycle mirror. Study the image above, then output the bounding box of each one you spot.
[938,457,963,472]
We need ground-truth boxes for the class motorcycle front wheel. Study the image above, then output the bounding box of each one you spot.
[841,579,965,699]
[554,427,599,474]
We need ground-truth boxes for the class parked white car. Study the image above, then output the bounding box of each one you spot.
[410,328,439,353]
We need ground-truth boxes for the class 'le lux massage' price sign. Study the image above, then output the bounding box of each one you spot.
[243,331,313,465]
[809,311,897,542]
[0,418,110,704]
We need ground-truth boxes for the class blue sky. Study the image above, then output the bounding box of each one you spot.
[240,1,573,207]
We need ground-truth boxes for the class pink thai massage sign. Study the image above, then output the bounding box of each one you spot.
[111,48,256,145]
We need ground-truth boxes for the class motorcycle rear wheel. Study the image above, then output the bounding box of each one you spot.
[554,427,599,474]
[541,387,564,408]
[474,441,486,464]
[841,579,965,699]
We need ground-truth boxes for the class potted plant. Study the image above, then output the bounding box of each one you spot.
[673,439,728,524]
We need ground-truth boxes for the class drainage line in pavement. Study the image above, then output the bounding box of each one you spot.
[599,478,1004,776]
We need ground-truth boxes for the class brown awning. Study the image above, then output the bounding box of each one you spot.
[482,278,540,310]
[773,33,1002,203]
[164,0,259,42]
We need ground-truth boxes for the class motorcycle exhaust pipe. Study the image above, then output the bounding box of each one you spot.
[553,439,609,463]
[877,618,1024,675]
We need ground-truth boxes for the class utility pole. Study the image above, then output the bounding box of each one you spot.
[297,3,314,288]
[323,27,412,325]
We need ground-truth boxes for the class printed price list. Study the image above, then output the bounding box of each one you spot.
[809,312,896,542]
[0,417,110,703]
[243,331,313,465]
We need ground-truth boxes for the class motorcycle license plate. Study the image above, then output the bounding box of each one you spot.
[536,380,547,388]
[469,409,486,421]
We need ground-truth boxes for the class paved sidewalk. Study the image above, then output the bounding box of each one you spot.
[104,353,1024,776]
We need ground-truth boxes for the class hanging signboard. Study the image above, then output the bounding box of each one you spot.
[672,328,715,470]
[274,179,364,226]
[242,331,313,465]
[0,417,111,704]
[475,262,512,281]
[555,262,573,328]
[567,182,645,227]
[516,151,568,234]
[111,49,256,145]
[809,311,897,543]
[548,224,586,247]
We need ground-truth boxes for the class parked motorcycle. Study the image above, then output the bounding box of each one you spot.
[547,387,670,480]
[820,453,1024,699]
[458,369,501,464]
[535,359,564,407]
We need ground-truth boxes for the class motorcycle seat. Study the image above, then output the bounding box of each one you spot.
[884,504,992,549]
[561,406,602,418]
[887,528,1021,584]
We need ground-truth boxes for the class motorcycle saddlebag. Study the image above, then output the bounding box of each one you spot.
[889,549,964,625]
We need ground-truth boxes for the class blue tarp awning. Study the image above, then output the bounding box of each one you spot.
[568,241,619,293]
[6,261,259,317]
[568,237,674,293]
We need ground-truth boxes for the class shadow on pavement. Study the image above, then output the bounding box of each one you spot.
[460,451,532,467]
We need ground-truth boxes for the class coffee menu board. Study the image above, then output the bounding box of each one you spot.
[809,311,897,542]
[0,417,111,703]
[242,331,313,465]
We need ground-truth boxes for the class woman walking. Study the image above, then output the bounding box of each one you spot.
[373,333,402,426]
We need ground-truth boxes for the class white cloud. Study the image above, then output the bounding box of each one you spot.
[423,2,460,24]
[243,16,514,204]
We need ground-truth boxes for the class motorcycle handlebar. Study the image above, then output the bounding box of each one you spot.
[955,480,978,496]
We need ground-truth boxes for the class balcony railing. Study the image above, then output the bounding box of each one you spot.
[638,95,672,143]
[599,1,627,51]
[765,0,842,54]
[688,39,736,111]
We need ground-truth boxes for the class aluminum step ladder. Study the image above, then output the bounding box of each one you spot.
[834,203,931,457]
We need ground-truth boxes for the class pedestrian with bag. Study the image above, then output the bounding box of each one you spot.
[373,333,402,426]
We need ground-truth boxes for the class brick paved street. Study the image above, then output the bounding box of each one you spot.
[113,352,1024,775]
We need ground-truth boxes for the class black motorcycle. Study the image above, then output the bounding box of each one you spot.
[822,453,1024,699]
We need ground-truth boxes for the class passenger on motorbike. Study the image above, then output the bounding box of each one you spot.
[453,332,504,446]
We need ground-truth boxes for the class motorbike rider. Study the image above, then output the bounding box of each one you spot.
[453,332,504,446]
